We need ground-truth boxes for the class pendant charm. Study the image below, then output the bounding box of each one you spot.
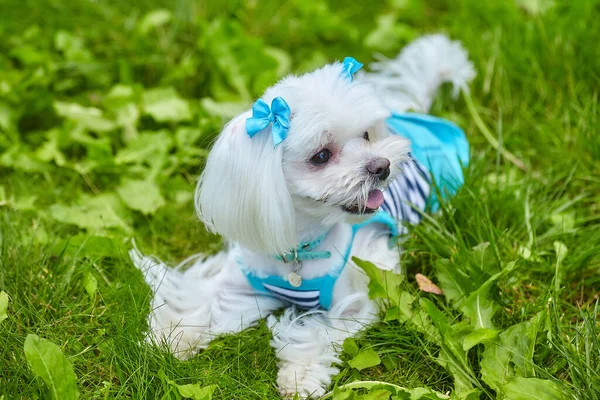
[288,272,302,287]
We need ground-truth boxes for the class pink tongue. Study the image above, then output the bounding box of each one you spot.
[366,190,384,209]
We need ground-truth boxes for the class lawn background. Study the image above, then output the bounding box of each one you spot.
[0,0,599,399]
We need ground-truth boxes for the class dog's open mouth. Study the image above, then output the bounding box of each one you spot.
[341,189,385,214]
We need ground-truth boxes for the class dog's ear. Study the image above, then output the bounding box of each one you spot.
[195,112,297,254]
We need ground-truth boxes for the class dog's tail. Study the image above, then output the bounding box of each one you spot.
[362,34,476,113]
[129,243,250,359]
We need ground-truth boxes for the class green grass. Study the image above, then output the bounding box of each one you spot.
[1,0,599,399]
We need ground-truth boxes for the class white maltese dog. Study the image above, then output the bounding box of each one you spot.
[130,35,475,398]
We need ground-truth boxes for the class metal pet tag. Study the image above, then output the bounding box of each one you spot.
[288,272,302,287]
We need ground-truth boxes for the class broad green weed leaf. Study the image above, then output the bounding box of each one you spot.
[83,271,98,299]
[172,127,209,168]
[0,291,8,324]
[175,383,216,400]
[173,190,194,205]
[364,14,417,52]
[116,179,165,215]
[8,191,35,211]
[54,31,92,62]
[104,85,139,139]
[437,347,478,395]
[331,387,355,400]
[462,328,498,351]
[115,104,140,141]
[21,223,49,246]
[0,145,48,172]
[553,241,568,264]
[67,131,114,173]
[420,299,476,394]
[471,241,490,255]
[159,368,216,400]
[12,193,37,211]
[326,382,449,399]
[549,212,575,230]
[0,101,17,133]
[114,130,172,178]
[384,306,400,321]
[433,259,469,306]
[105,84,135,103]
[448,389,482,400]
[353,257,403,304]
[115,130,172,165]
[200,98,248,119]
[54,101,115,132]
[480,312,545,392]
[24,334,80,400]
[348,349,381,371]
[381,355,397,372]
[175,127,204,149]
[517,245,540,262]
[51,234,125,258]
[361,389,392,399]
[403,386,449,399]
[264,46,292,78]
[343,338,359,357]
[0,185,7,206]
[461,281,498,330]
[143,87,191,122]
[49,194,132,233]
[397,292,440,343]
[203,20,251,100]
[515,0,553,15]
[138,9,172,35]
[461,261,517,330]
[35,129,67,167]
[502,377,568,400]
[10,44,46,66]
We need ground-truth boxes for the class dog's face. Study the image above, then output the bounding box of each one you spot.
[275,68,410,228]
[197,62,410,254]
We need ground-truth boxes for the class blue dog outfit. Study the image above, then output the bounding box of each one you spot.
[240,58,470,310]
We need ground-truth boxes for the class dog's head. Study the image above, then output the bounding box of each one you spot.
[196,60,410,254]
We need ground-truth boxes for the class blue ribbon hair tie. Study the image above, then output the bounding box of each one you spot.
[341,57,363,82]
[245,96,291,147]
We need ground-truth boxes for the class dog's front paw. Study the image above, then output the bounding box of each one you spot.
[277,361,338,399]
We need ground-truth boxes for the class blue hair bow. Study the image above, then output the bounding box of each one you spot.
[341,57,363,82]
[245,97,291,147]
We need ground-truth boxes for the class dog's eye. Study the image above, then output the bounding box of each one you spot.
[363,131,370,141]
[311,149,332,165]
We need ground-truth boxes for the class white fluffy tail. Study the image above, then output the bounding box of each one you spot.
[363,34,476,113]
[129,244,283,359]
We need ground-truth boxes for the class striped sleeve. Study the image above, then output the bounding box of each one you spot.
[383,158,431,226]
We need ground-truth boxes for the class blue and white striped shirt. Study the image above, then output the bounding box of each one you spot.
[381,157,431,230]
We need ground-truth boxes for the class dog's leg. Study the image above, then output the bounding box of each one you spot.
[130,248,283,359]
[270,226,399,398]
[269,293,377,399]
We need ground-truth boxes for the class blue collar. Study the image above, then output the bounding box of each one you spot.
[274,231,332,263]
[240,211,399,310]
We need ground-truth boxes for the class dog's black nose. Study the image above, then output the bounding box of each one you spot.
[366,158,391,180]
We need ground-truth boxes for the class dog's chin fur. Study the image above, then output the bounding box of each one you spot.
[132,35,476,399]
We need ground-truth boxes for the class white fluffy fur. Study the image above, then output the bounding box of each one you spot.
[131,35,475,398]
[196,111,296,254]
[362,34,476,113]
